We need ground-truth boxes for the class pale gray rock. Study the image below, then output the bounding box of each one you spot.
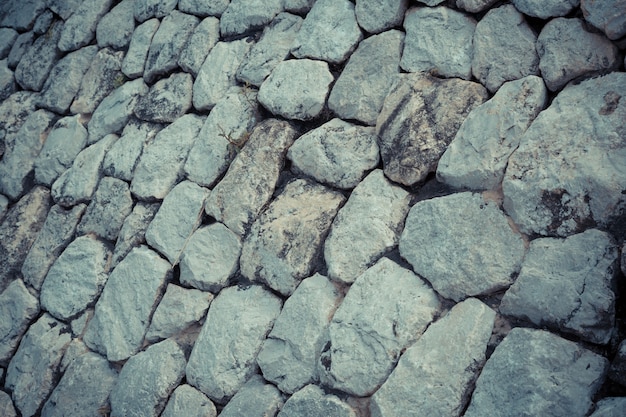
[257,274,342,394]
[134,0,178,22]
[96,0,135,49]
[112,202,160,266]
[5,314,71,417]
[590,397,626,417]
[291,0,362,64]
[512,0,579,19]
[0,279,39,365]
[7,32,34,69]
[178,16,220,77]
[0,390,16,417]
[582,0,626,40]
[47,0,83,20]
[58,0,113,52]
[186,285,282,404]
[161,384,217,417]
[284,0,316,13]
[455,0,498,12]
[437,76,547,190]
[122,18,159,79]
[0,0,47,31]
[240,179,345,296]
[71,48,125,114]
[14,20,62,91]
[502,72,626,237]
[472,4,539,92]
[355,0,407,34]
[58,339,90,372]
[83,246,171,361]
[0,91,38,143]
[370,298,496,417]
[178,0,230,16]
[77,177,133,240]
[145,180,208,264]
[219,375,283,417]
[206,119,298,235]
[288,119,379,189]
[132,114,204,200]
[258,59,333,121]
[179,223,242,292]
[464,328,608,417]
[0,29,18,59]
[400,192,526,302]
[134,72,193,123]
[0,59,16,101]
[537,18,619,92]
[277,385,356,417]
[376,73,488,186]
[328,30,403,125]
[110,339,186,417]
[220,0,283,37]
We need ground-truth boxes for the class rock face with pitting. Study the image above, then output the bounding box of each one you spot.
[581,0,626,40]
[355,0,408,34]
[218,375,283,417]
[14,20,62,91]
[122,18,159,79]
[112,202,159,267]
[0,279,39,365]
[57,0,113,52]
[161,384,217,417]
[512,0,580,19]
[134,72,193,123]
[277,384,356,417]
[178,17,220,77]
[96,0,135,49]
[220,0,283,37]
[77,177,133,241]
[71,48,125,114]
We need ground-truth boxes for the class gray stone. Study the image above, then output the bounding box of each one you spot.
[609,340,626,386]
[537,18,619,92]
[192,39,254,111]
[471,4,539,92]
[0,0,47,31]
[258,59,333,121]
[58,339,90,373]
[291,0,362,64]
[14,20,63,91]
[5,314,71,417]
[161,384,217,417]
[420,0,446,4]
[464,328,608,417]
[219,375,283,417]
[455,0,498,13]
[206,119,298,235]
[146,284,212,342]
[0,29,18,59]
[110,339,186,417]
[179,223,242,292]
[400,192,526,302]
[236,13,303,87]
[83,246,171,361]
[512,0,580,19]
[0,59,16,101]
[0,195,7,222]
[328,30,403,125]
[502,72,626,237]
[134,72,193,123]
[376,73,488,186]
[355,0,407,34]
[240,179,345,296]
[47,0,83,20]
[370,298,496,417]
[77,177,134,240]
[220,0,283,37]
[7,32,34,69]
[277,385,356,417]
[112,202,160,266]
[437,76,547,190]
[186,285,282,404]
[0,91,38,144]
[132,114,204,200]
[96,0,135,49]
[0,390,16,417]
[71,48,125,114]
[582,0,626,40]
[134,0,178,22]
[0,279,39,365]
[178,16,220,77]
[284,0,316,13]
[32,7,54,34]
[145,180,208,264]
[41,352,117,417]
[257,274,342,394]
[178,0,230,16]
[122,18,159,79]
[58,0,113,52]
[590,397,626,417]
[144,11,199,84]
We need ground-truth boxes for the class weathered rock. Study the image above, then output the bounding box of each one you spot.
[178,16,220,77]
[0,91,38,146]
[471,4,539,92]
[376,73,488,186]
[258,59,333,121]
[371,298,496,417]
[220,0,283,37]
[284,0,316,14]
[590,397,626,417]
[502,72,626,237]
[0,390,16,417]
[218,375,283,417]
[464,328,608,417]
[112,202,160,266]
[355,0,407,34]
[58,0,113,52]
[328,30,403,125]
[277,385,356,417]
[0,59,16,101]
[178,0,230,16]
[186,285,282,404]
[71,48,125,114]
[0,279,39,365]
[83,246,171,361]
[455,0,498,12]
[134,0,178,22]
[134,72,193,123]
[291,0,362,64]
[0,0,47,31]
[33,8,56,35]
[582,0,626,40]
[161,384,217,417]
[241,179,345,296]
[121,18,159,79]
[0,195,7,222]
[7,32,34,70]
[206,119,298,235]
[0,29,18,59]
[47,0,83,20]
[96,0,135,49]
[437,75,547,190]
[609,340,626,386]
[512,0,579,18]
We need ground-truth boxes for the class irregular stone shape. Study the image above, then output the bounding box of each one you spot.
[83,246,171,361]
[329,30,403,125]
[291,0,363,64]
[0,0,47,31]
[7,32,34,70]
[161,384,217,417]
[76,177,134,241]
[192,39,254,111]
[134,0,178,22]
[186,285,282,404]
[206,119,298,235]
[144,11,199,84]
[51,134,118,207]
[178,16,220,77]
[110,339,186,417]
[220,0,283,37]
[371,298,496,417]
[582,0,626,40]
[437,76,547,190]
[21,204,86,291]
[512,0,579,19]
[132,114,204,200]
[609,340,626,386]
[501,229,618,344]
[241,179,345,296]
[0,195,7,222]
[112,202,160,266]
[134,72,193,123]
[58,0,113,52]
[5,314,71,417]
[0,186,50,292]
[47,0,83,20]
[0,92,38,157]
[502,72,626,237]
[0,390,16,417]
[122,18,159,79]
[185,87,261,186]
[71,48,125,114]
[145,181,208,264]
[40,351,118,417]
[236,13,303,87]
[464,328,608,417]
[219,375,283,417]
[537,18,619,92]
[471,4,539,92]
[0,59,16,101]
[258,59,333,121]
[0,29,18,59]
[455,0,498,12]
[355,0,407,34]
[277,385,356,417]
[179,223,242,292]
[376,73,488,186]
[96,0,135,49]
[589,397,626,417]
[284,0,316,13]
[257,274,342,394]
[178,0,230,16]
[0,279,39,365]
[400,192,526,302]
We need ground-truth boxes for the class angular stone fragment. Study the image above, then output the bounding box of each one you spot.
[71,48,125,114]
[590,397,626,417]
[58,0,113,52]
[454,0,498,13]
[0,59,16,101]
[134,0,178,22]
[161,384,217,417]
[512,0,580,19]
[178,16,220,77]
[96,0,135,49]
[14,21,62,91]
[112,202,160,266]
[220,0,283,37]
[122,18,159,79]
[355,0,407,34]
[241,179,345,296]
[0,0,47,31]
[0,279,39,365]
[0,29,18,59]
[219,375,283,417]
[7,32,34,70]
[0,390,16,417]
[582,0,626,40]
[134,72,193,123]
[178,0,230,16]
[278,385,356,417]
